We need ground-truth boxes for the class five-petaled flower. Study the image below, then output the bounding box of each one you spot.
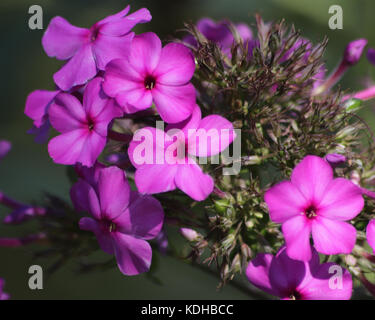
[103,32,196,123]
[71,166,164,276]
[42,5,151,91]
[128,105,236,201]
[48,77,122,167]
[265,155,364,261]
[246,246,353,300]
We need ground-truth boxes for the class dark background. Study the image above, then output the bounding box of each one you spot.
[1,0,375,299]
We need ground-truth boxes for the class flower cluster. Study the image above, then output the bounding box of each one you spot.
[0,5,374,300]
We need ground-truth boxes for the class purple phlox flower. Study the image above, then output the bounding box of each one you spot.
[246,246,353,300]
[3,206,46,224]
[0,140,11,161]
[343,38,368,66]
[128,105,236,201]
[367,219,375,253]
[27,120,51,144]
[42,5,151,91]
[103,32,196,123]
[47,77,123,167]
[71,166,164,276]
[183,18,253,58]
[324,153,346,168]
[0,233,46,248]
[265,155,364,261]
[0,278,10,300]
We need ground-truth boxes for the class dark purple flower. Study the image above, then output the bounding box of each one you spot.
[71,166,164,276]
[0,140,11,161]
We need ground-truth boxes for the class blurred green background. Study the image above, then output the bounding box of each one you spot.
[1,0,375,299]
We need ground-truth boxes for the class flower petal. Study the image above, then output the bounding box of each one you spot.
[24,90,59,127]
[166,104,202,139]
[113,233,152,275]
[70,180,101,219]
[154,43,195,86]
[312,217,356,255]
[318,178,364,221]
[114,191,164,240]
[188,114,236,157]
[77,131,107,167]
[299,262,353,300]
[265,181,307,223]
[246,253,278,297]
[97,166,130,220]
[175,161,214,201]
[79,217,114,254]
[48,92,86,133]
[152,83,196,123]
[291,155,333,204]
[367,219,375,253]
[42,16,89,60]
[53,43,97,91]
[282,215,312,261]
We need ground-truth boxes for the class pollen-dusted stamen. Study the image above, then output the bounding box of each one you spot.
[144,75,156,90]
[304,205,317,219]
[109,222,117,233]
[289,291,302,300]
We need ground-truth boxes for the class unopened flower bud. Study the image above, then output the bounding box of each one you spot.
[343,39,367,66]
[325,153,346,168]
[179,228,199,242]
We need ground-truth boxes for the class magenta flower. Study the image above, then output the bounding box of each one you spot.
[246,246,353,300]
[265,155,364,261]
[71,166,164,276]
[48,77,122,167]
[103,32,196,123]
[0,278,10,300]
[0,140,11,161]
[128,105,236,201]
[42,6,151,91]
[367,219,375,253]
[325,153,346,168]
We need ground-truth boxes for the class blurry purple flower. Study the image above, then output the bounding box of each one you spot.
[367,219,375,253]
[48,78,122,167]
[246,246,352,300]
[3,206,46,224]
[128,105,236,201]
[42,5,151,91]
[155,228,168,255]
[0,278,10,300]
[325,153,346,168]
[27,120,51,144]
[344,38,367,66]
[0,140,11,161]
[103,32,196,123]
[367,48,375,66]
[0,233,46,248]
[71,166,164,276]
[265,155,364,261]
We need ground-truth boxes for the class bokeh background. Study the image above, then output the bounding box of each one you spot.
[1,0,375,299]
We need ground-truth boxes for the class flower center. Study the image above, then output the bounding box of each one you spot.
[304,205,317,219]
[102,219,117,233]
[144,75,156,90]
[87,117,95,131]
[91,27,100,42]
[289,290,302,300]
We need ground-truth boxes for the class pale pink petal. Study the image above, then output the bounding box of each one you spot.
[48,93,86,133]
[114,192,164,240]
[282,215,312,261]
[312,217,356,255]
[113,233,152,275]
[154,43,195,86]
[97,166,130,220]
[24,90,59,127]
[265,181,307,223]
[188,114,236,157]
[291,155,333,203]
[152,83,196,123]
[318,178,364,221]
[42,16,89,60]
[53,44,97,91]
[175,161,214,201]
[79,217,114,254]
[367,220,375,253]
[246,253,278,296]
